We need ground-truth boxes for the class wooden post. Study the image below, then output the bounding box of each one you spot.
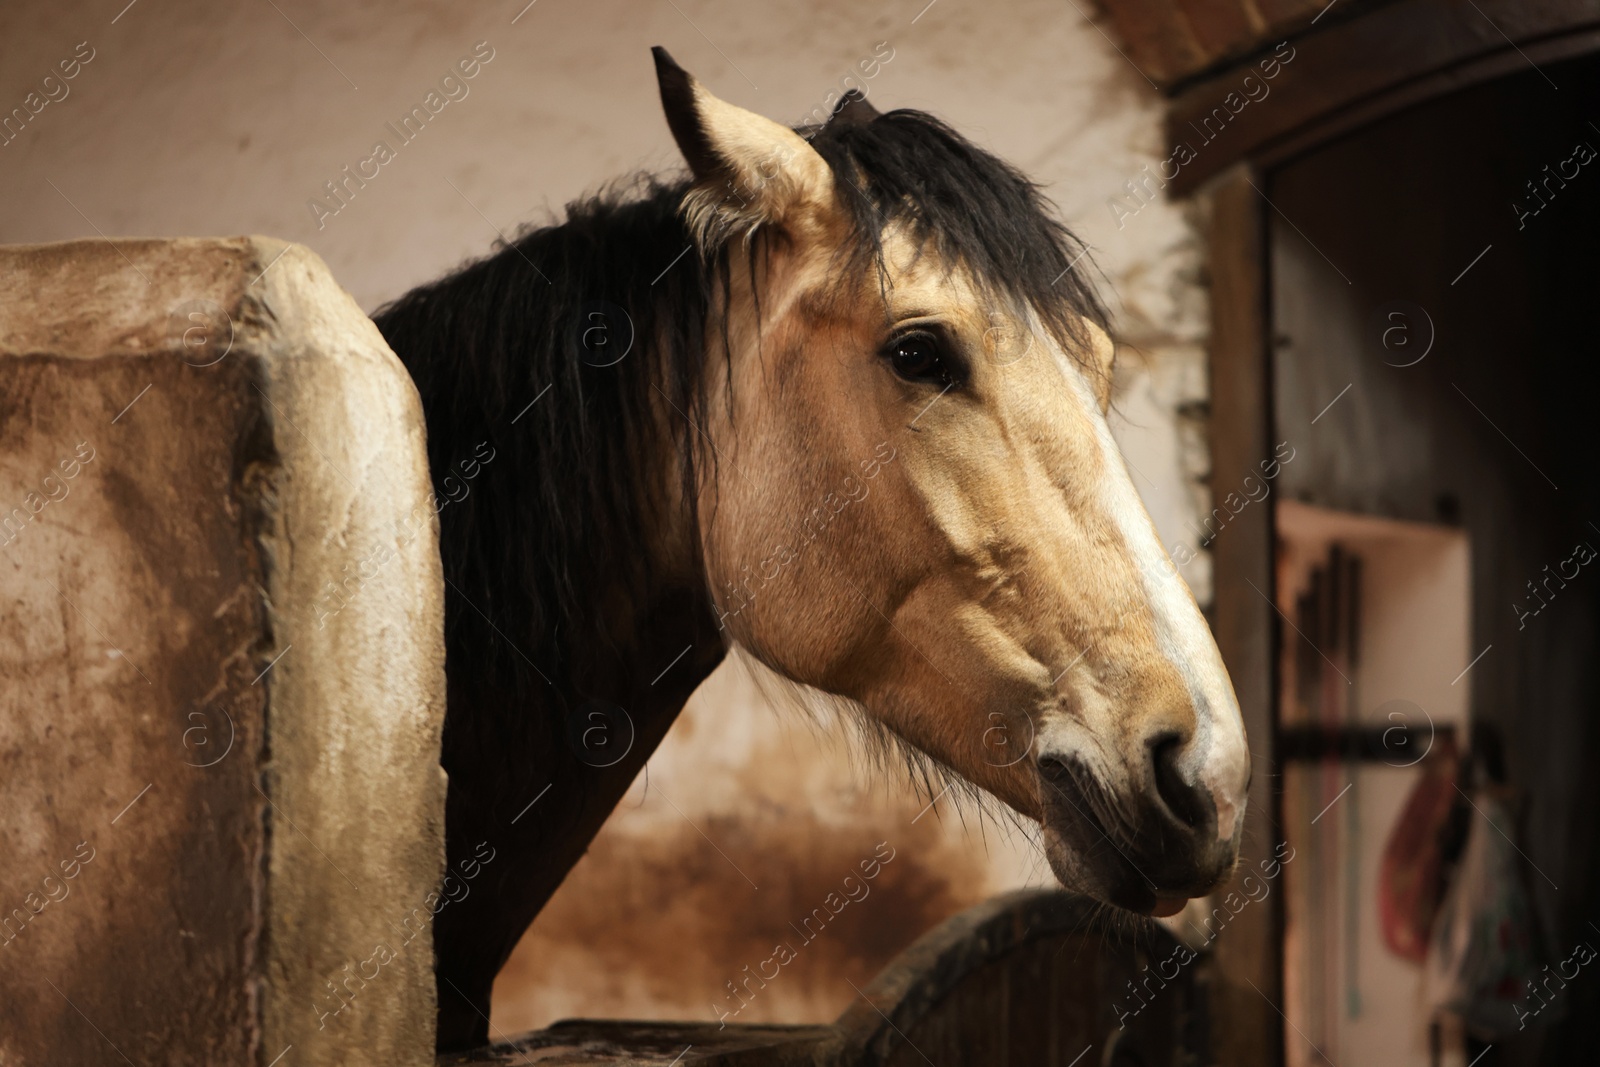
[1202,164,1284,1067]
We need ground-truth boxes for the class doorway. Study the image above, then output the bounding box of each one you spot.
[1264,50,1600,1067]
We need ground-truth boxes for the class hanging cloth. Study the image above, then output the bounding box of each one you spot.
[1420,785,1544,1039]
[1377,732,1460,962]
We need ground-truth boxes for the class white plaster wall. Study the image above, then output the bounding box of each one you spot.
[1,0,1215,1035]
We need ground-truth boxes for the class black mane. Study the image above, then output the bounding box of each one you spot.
[372,107,1107,695]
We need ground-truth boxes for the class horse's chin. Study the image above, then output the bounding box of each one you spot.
[1040,821,1197,918]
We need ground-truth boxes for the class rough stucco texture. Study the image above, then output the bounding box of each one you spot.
[0,236,447,1066]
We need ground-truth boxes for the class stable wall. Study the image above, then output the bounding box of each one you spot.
[0,0,1218,1034]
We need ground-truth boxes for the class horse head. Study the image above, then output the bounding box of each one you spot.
[656,49,1249,916]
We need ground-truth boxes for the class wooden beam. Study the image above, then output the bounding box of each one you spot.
[1202,164,1284,1067]
[1096,0,1326,89]
[1165,0,1600,194]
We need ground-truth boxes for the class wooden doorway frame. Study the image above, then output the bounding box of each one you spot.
[1203,163,1281,1067]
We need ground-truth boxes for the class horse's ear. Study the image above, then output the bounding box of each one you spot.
[652,47,835,243]
[1083,320,1117,414]
[829,89,880,128]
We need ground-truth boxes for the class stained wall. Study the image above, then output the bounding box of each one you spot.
[0,0,1215,1037]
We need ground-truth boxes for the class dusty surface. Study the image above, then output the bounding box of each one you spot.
[0,236,446,1065]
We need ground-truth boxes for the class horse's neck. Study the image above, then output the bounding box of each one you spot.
[433,581,726,1046]
[440,552,727,928]
[434,308,733,968]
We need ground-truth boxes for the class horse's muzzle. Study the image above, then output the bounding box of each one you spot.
[1034,748,1240,914]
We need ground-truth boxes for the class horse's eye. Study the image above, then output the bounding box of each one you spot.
[885,332,951,385]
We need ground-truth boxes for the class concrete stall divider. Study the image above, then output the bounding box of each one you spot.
[0,237,447,1066]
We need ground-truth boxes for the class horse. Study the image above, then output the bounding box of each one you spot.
[373,48,1250,1051]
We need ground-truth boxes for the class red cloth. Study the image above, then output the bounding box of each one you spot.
[1379,733,1460,961]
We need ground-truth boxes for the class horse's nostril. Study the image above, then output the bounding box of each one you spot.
[1150,734,1211,832]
